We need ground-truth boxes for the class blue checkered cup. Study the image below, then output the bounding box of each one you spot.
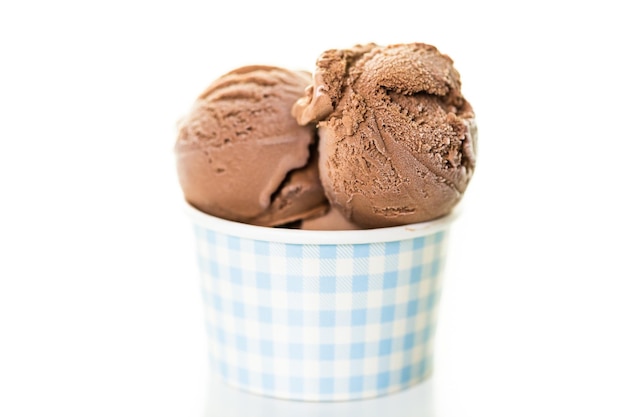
[186,202,457,401]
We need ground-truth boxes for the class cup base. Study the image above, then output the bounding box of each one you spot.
[212,367,434,402]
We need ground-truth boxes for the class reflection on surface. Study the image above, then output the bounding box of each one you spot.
[205,373,436,417]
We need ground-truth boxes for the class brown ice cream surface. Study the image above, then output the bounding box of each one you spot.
[300,206,361,231]
[176,65,327,226]
[293,43,477,228]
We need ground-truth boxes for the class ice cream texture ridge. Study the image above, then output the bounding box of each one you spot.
[175,43,477,230]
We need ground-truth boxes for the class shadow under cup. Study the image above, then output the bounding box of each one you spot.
[186,203,457,402]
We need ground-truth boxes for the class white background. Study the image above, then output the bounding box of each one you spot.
[1,1,625,416]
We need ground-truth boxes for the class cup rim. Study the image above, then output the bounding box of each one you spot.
[185,202,459,245]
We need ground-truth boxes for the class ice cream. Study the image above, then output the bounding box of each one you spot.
[176,43,476,230]
[175,65,328,227]
[300,206,361,230]
[178,43,475,404]
[293,43,477,228]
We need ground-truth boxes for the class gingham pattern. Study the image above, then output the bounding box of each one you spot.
[193,226,449,401]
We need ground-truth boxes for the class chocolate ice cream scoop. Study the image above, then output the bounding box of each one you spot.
[176,65,327,226]
[293,43,477,228]
[300,207,361,231]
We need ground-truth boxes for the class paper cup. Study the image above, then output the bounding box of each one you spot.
[186,203,457,401]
